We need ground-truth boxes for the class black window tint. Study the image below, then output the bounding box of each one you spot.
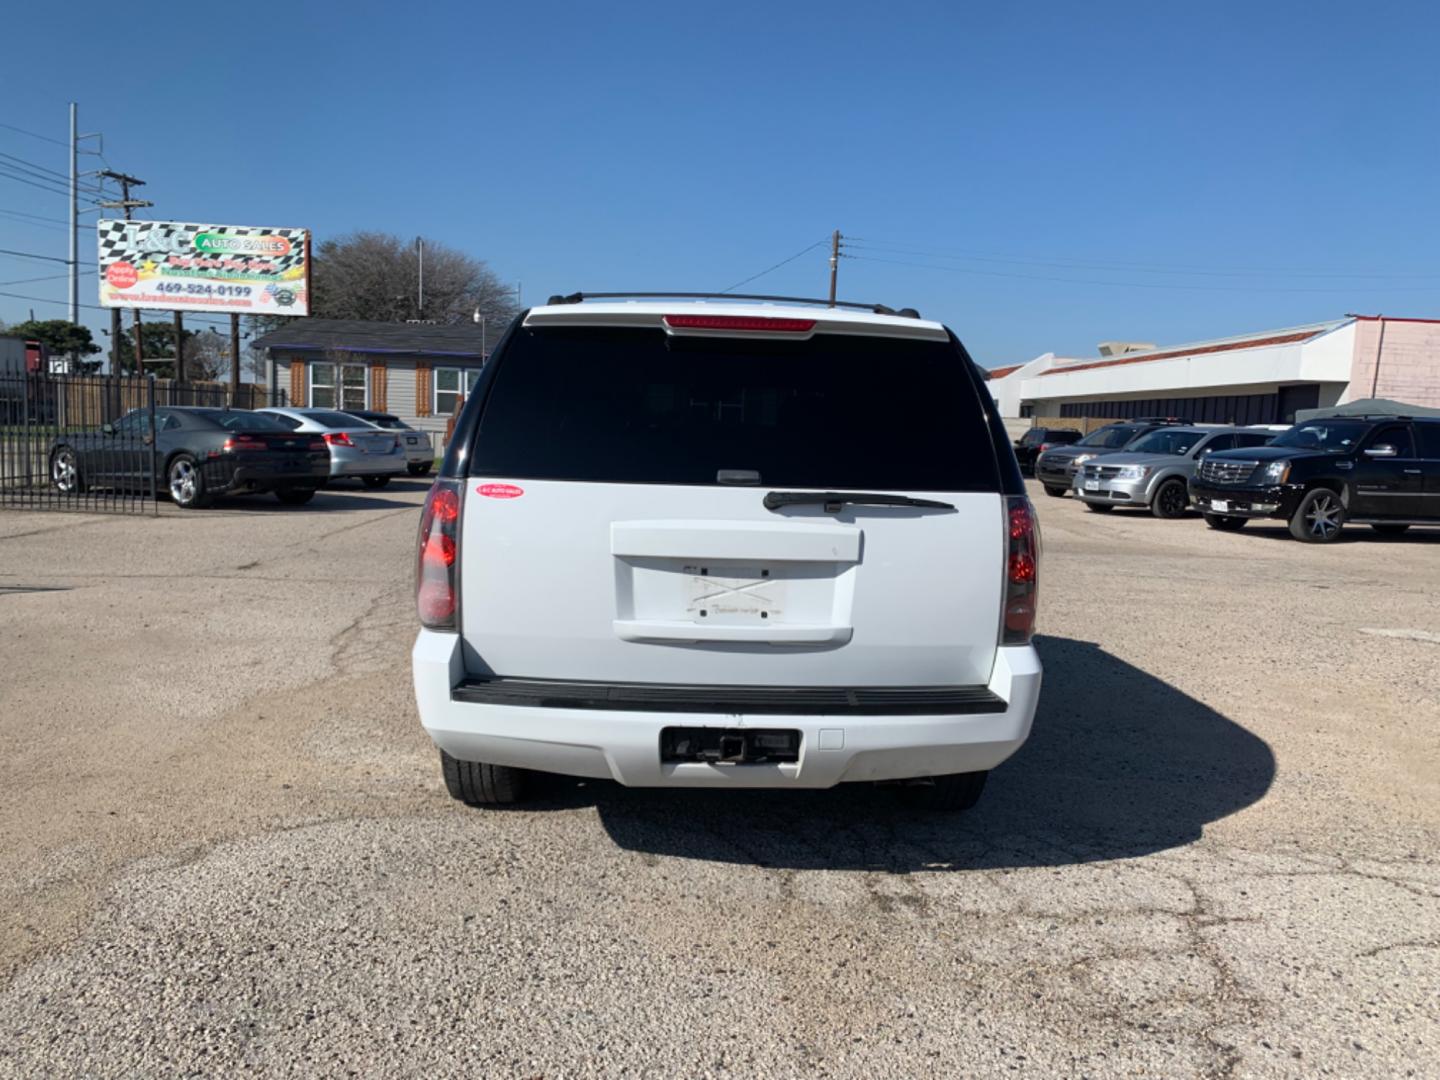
[267,413,303,430]
[1021,431,1042,445]
[1417,423,1440,458]
[472,326,998,491]
[1369,424,1415,457]
[1201,434,1236,454]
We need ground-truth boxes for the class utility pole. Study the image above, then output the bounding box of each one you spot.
[827,229,842,307]
[173,310,185,383]
[68,103,78,327]
[417,237,424,318]
[230,313,242,398]
[98,170,152,376]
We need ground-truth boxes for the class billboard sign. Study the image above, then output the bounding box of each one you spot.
[98,219,310,316]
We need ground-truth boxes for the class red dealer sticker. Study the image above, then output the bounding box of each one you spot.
[477,483,525,499]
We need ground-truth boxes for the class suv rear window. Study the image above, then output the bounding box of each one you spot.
[1077,425,1147,449]
[470,326,999,491]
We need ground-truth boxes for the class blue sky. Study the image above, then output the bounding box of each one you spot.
[2,0,1438,367]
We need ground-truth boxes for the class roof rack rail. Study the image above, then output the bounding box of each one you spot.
[542,291,922,318]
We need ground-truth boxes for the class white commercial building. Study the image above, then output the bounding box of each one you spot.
[988,315,1440,425]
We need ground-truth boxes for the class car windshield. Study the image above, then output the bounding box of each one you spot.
[355,414,407,429]
[301,410,368,429]
[1077,425,1144,449]
[192,410,293,432]
[1269,421,1371,453]
[1126,429,1207,456]
[471,326,1001,491]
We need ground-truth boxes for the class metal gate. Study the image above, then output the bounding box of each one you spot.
[0,373,286,515]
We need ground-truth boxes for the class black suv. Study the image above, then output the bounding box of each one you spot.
[1034,419,1189,497]
[1013,427,1082,476]
[1189,415,1440,542]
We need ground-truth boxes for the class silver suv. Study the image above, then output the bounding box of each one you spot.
[1075,426,1283,517]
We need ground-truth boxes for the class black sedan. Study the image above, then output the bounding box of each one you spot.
[49,406,330,508]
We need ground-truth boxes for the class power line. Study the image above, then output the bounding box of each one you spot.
[0,207,70,229]
[848,239,1440,281]
[0,165,106,202]
[720,239,829,293]
[0,120,68,147]
[845,252,1440,294]
[0,150,73,184]
[0,246,70,265]
[0,269,94,288]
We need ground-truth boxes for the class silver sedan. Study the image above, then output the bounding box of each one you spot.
[257,407,409,488]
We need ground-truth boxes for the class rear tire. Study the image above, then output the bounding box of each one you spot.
[1289,487,1345,543]
[361,475,391,489]
[1085,501,1114,513]
[50,445,85,493]
[1371,523,1411,536]
[1151,478,1190,519]
[275,487,316,505]
[1043,485,1068,498]
[407,462,433,476]
[440,750,529,806]
[167,453,210,509]
[1204,513,1247,531]
[896,771,988,812]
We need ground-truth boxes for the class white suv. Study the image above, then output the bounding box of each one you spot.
[411,295,1042,811]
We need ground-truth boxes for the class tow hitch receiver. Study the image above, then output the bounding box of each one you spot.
[660,727,801,764]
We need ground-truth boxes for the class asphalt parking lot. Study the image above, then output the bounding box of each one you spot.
[1,481,1437,1078]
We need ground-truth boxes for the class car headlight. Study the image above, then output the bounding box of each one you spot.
[1072,453,1096,466]
[1262,460,1291,484]
[1115,465,1151,480]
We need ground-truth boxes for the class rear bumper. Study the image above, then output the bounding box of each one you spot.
[1188,480,1301,519]
[328,447,408,477]
[1075,475,1152,505]
[412,630,1042,787]
[211,457,328,493]
[1034,460,1076,487]
[400,440,432,464]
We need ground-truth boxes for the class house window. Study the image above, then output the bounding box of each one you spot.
[435,367,482,416]
[310,362,368,410]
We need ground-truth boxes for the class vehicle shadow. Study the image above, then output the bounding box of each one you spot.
[177,490,423,515]
[1237,523,1437,544]
[543,635,1277,871]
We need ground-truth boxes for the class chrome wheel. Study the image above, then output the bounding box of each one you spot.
[169,458,197,505]
[1302,492,1343,540]
[51,448,78,493]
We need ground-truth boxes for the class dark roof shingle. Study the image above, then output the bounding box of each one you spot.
[253,318,492,358]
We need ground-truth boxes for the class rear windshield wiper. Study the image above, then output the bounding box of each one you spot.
[763,491,956,513]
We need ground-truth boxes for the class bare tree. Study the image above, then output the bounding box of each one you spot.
[186,331,231,382]
[310,231,517,326]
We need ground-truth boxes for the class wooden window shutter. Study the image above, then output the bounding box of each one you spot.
[289,358,306,407]
[415,362,431,417]
[370,361,388,412]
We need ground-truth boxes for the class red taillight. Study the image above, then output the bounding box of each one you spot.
[663,314,816,334]
[223,434,268,452]
[324,431,353,447]
[417,479,462,629]
[1002,497,1040,645]
[1038,443,1051,452]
